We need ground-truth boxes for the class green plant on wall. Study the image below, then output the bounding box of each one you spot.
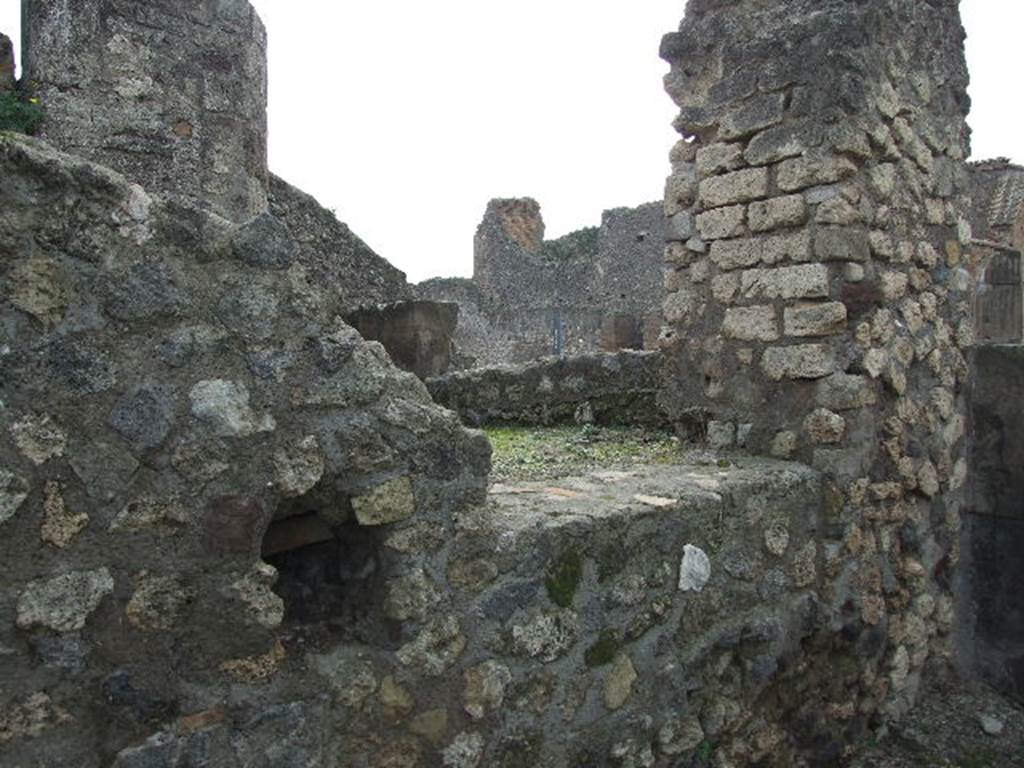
[0,93,44,135]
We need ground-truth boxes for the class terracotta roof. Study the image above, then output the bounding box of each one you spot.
[972,162,1024,235]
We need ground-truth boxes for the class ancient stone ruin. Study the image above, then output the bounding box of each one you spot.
[417,198,665,368]
[2,0,1023,766]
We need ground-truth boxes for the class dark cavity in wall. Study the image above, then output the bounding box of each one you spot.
[962,344,1024,703]
[261,482,390,646]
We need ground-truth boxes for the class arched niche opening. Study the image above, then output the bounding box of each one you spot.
[260,481,390,646]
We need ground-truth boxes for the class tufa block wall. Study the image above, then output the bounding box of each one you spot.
[659,0,977,750]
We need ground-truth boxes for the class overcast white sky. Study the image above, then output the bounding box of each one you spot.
[2,2,1020,282]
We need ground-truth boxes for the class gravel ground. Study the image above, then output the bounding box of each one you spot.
[852,664,1024,768]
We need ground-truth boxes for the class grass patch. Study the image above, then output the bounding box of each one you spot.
[0,93,44,135]
[540,226,600,262]
[486,425,680,483]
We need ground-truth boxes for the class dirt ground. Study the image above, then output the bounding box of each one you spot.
[850,663,1024,768]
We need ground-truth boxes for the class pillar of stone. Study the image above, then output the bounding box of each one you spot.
[473,198,545,298]
[22,0,268,223]
[660,0,974,738]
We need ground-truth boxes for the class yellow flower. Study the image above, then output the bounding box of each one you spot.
[29,98,39,104]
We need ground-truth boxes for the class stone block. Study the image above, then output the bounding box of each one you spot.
[723,306,779,342]
[784,302,847,337]
[710,232,810,271]
[668,211,696,242]
[748,195,807,232]
[880,271,910,301]
[696,143,745,176]
[776,156,857,193]
[744,120,813,166]
[699,168,769,209]
[815,373,878,411]
[710,238,762,271]
[696,205,746,240]
[353,476,416,526]
[712,273,740,303]
[814,227,870,262]
[761,344,837,380]
[16,569,115,633]
[803,408,846,444]
[665,169,699,214]
[815,197,864,226]
[740,264,830,301]
[719,93,785,140]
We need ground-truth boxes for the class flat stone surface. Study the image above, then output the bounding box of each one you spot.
[480,457,818,536]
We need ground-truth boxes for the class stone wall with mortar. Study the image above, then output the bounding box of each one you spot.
[22,0,269,223]
[427,350,667,428]
[658,0,974,759]
[0,133,491,766]
[0,131,841,768]
[268,174,412,311]
[418,198,665,367]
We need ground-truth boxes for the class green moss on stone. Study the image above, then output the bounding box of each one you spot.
[540,226,600,262]
[697,740,714,762]
[545,548,583,608]
[584,629,621,668]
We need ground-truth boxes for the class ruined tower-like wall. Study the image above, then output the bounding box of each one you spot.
[660,0,974,752]
[427,198,665,367]
[23,0,268,223]
[472,198,547,300]
[592,203,666,350]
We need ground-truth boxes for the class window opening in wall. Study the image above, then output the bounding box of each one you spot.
[261,482,389,646]
[552,309,565,356]
[974,248,1022,343]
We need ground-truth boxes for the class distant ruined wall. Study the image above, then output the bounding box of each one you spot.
[593,204,665,351]
[659,0,974,760]
[23,0,269,223]
[427,350,667,428]
[420,198,665,367]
